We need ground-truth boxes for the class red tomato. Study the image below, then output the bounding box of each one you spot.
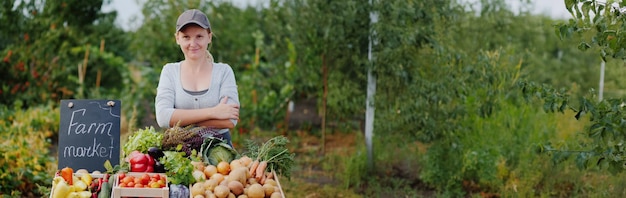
[152,174,161,180]
[118,172,126,181]
[121,176,133,184]
[141,173,151,185]
[127,181,135,187]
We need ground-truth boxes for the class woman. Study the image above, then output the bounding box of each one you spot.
[155,9,240,146]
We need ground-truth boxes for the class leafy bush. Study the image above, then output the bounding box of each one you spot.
[0,102,58,197]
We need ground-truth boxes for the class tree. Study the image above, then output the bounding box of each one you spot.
[534,0,626,173]
[0,0,129,106]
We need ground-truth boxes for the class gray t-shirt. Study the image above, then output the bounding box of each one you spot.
[155,61,239,134]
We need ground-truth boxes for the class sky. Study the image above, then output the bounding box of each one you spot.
[102,0,571,31]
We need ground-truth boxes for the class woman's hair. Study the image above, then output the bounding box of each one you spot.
[206,50,214,62]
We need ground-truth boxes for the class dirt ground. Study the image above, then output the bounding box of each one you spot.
[278,130,363,198]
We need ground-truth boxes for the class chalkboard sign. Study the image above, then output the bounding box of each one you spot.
[58,99,121,172]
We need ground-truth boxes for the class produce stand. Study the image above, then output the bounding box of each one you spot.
[112,172,169,198]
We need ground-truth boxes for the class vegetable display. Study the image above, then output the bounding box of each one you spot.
[52,127,292,198]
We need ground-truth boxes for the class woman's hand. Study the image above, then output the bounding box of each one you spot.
[211,96,240,120]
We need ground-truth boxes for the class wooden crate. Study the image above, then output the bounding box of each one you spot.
[273,171,286,198]
[112,172,169,198]
[189,171,286,198]
[50,173,112,198]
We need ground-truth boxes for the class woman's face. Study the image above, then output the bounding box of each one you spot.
[176,25,212,60]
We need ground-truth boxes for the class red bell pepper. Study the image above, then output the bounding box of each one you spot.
[128,151,155,172]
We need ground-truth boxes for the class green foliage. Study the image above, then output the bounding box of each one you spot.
[341,146,367,189]
[0,103,58,196]
[413,48,529,196]
[237,33,295,129]
[0,0,131,107]
[557,0,626,61]
[161,151,195,185]
[521,80,626,174]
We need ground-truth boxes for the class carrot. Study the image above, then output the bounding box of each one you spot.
[259,173,266,185]
[255,161,268,181]
[249,160,260,177]
[266,171,274,180]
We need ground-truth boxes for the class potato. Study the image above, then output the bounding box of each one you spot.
[204,190,214,197]
[274,186,280,194]
[220,179,229,186]
[263,183,275,197]
[211,173,225,184]
[228,181,244,195]
[214,185,230,198]
[247,178,258,185]
[247,184,264,198]
[228,167,248,185]
[217,161,230,175]
[239,156,252,167]
[192,161,206,171]
[191,182,205,197]
[264,179,277,187]
[203,179,219,191]
[194,195,205,198]
[230,159,245,171]
[270,192,282,198]
[237,195,249,198]
[193,170,207,182]
[228,193,236,198]
[204,165,218,178]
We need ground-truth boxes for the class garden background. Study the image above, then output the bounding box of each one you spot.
[3,0,626,197]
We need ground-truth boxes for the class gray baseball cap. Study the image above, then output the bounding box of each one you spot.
[176,9,211,32]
